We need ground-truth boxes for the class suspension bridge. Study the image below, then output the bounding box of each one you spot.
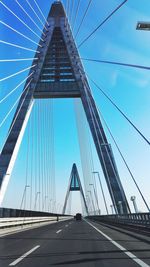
[0,0,150,266]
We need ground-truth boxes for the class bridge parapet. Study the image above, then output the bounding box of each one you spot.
[0,207,69,218]
[87,213,150,233]
[0,207,72,233]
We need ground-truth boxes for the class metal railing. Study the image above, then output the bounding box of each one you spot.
[87,213,150,228]
[0,207,69,218]
[0,207,72,230]
[0,216,72,229]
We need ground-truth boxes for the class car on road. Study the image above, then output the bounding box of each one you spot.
[75,213,82,221]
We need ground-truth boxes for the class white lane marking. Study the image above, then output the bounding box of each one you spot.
[85,220,150,267]
[65,225,68,227]
[9,245,40,266]
[56,229,62,234]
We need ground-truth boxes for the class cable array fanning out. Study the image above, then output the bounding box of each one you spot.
[0,0,149,215]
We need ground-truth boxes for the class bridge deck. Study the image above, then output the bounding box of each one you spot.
[0,219,150,266]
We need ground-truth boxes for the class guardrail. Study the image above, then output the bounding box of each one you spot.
[0,207,72,230]
[0,216,72,229]
[87,213,150,230]
[0,207,68,218]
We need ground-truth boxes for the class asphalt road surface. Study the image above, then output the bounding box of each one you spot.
[0,218,150,266]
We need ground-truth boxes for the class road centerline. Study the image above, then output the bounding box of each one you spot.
[9,245,40,266]
[85,220,150,267]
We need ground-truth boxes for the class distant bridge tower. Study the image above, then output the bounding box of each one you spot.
[62,163,88,215]
[0,1,130,214]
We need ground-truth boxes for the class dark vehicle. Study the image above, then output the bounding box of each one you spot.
[75,213,82,221]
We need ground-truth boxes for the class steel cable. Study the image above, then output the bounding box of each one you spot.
[33,0,49,26]
[25,0,48,30]
[0,79,32,129]
[0,40,40,53]
[72,0,81,31]
[15,0,45,35]
[0,58,38,62]
[78,0,127,48]
[98,110,150,212]
[0,64,37,82]
[0,72,34,104]
[75,0,93,39]
[0,21,42,47]
[82,58,150,71]
[89,77,150,146]
[0,2,43,40]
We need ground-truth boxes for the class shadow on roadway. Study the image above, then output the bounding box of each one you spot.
[0,248,150,261]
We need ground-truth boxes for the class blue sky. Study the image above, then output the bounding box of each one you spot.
[0,0,150,215]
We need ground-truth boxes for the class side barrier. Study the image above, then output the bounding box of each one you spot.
[0,207,69,218]
[0,216,72,229]
[87,213,150,232]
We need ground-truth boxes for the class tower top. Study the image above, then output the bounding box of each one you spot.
[49,1,65,17]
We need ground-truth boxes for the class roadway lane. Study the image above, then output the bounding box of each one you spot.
[0,219,72,266]
[0,219,150,266]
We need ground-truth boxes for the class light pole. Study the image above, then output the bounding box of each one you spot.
[110,204,114,214]
[57,203,61,214]
[118,201,123,214]
[43,195,48,211]
[93,171,109,214]
[130,196,138,213]
[89,183,100,215]
[53,200,56,213]
[88,190,96,215]
[34,191,40,211]
[59,203,62,214]
[86,194,92,215]
[48,199,53,213]
[20,185,30,211]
